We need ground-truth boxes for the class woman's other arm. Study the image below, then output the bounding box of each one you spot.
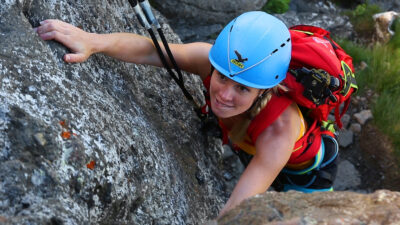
[218,103,302,218]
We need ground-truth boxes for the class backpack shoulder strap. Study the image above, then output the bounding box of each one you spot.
[247,94,293,143]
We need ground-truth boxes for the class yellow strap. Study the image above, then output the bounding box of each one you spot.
[341,61,358,96]
[322,120,336,133]
[292,29,314,35]
[295,104,307,140]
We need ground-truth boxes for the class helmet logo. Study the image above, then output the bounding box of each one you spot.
[231,50,248,69]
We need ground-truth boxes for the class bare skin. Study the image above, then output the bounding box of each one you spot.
[35,19,302,218]
[209,70,263,118]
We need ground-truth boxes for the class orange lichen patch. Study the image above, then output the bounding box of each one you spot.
[59,121,78,138]
[59,120,68,129]
[61,131,72,139]
[86,160,96,170]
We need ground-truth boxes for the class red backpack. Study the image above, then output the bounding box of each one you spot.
[247,25,358,164]
[284,25,358,131]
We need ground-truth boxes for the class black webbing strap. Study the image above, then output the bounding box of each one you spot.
[128,0,202,117]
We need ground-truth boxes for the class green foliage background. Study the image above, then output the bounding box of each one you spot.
[262,0,291,14]
[338,3,400,155]
[346,3,381,41]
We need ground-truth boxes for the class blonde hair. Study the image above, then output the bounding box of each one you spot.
[229,84,288,143]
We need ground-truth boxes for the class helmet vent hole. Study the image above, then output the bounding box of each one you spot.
[287,38,291,42]
[281,43,285,47]
[272,49,278,54]
[275,75,279,79]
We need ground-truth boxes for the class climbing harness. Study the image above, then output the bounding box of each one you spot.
[128,0,204,119]
[280,135,339,193]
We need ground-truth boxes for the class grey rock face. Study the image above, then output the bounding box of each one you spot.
[152,0,268,25]
[277,1,354,40]
[369,0,400,12]
[0,1,229,224]
[338,129,354,148]
[159,0,354,43]
[151,0,268,43]
[334,159,361,190]
[353,109,373,125]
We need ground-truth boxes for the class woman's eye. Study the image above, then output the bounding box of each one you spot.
[238,85,249,92]
[219,74,226,81]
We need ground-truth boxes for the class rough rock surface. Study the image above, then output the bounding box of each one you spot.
[152,0,268,26]
[154,0,354,43]
[0,0,229,224]
[151,0,268,43]
[218,190,400,225]
[369,0,400,12]
[278,0,354,39]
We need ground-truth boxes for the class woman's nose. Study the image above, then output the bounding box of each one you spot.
[218,84,234,101]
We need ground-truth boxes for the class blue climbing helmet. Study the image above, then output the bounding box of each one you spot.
[209,11,292,89]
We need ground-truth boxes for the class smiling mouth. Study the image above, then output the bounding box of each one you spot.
[215,98,234,108]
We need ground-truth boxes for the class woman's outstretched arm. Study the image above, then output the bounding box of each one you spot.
[36,19,212,78]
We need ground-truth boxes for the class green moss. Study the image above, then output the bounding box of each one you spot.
[389,18,400,49]
[262,0,291,14]
[345,3,381,40]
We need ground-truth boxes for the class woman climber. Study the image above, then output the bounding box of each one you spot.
[35,11,339,217]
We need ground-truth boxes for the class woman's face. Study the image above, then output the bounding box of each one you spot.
[209,70,262,118]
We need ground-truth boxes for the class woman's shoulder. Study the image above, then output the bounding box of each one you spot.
[255,102,302,148]
[277,102,303,126]
[248,95,300,143]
